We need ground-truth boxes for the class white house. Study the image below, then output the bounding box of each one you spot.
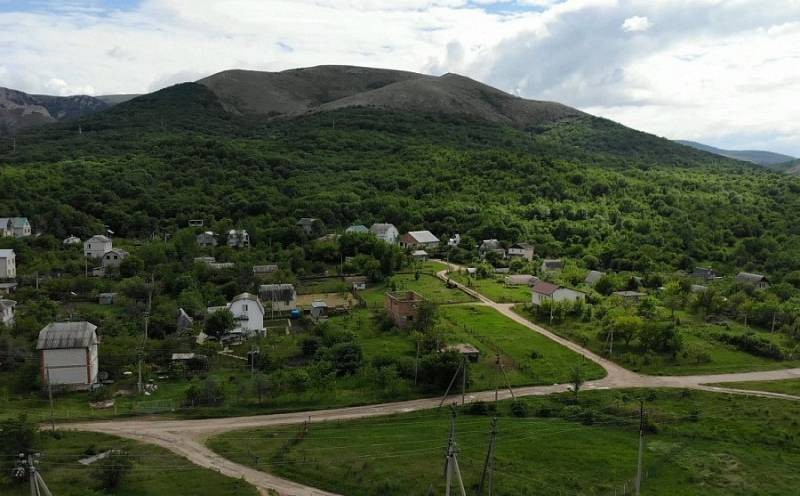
[36,321,99,390]
[208,293,265,337]
[370,223,399,244]
[0,249,16,279]
[507,243,535,261]
[0,299,15,326]
[84,235,112,259]
[101,248,129,269]
[400,230,439,249]
[63,235,81,245]
[479,239,505,259]
[227,229,250,248]
[0,217,32,238]
[196,231,217,247]
[259,284,297,313]
[531,282,585,306]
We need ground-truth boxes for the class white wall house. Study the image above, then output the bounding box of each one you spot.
[0,217,31,237]
[227,229,250,248]
[36,321,99,390]
[0,249,16,279]
[531,282,585,306]
[84,235,113,259]
[208,293,265,337]
[370,223,400,244]
[507,243,535,261]
[0,299,16,327]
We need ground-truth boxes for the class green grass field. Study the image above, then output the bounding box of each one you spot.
[708,379,800,396]
[449,272,531,303]
[514,306,800,376]
[1,430,257,496]
[207,388,800,496]
[360,262,474,306]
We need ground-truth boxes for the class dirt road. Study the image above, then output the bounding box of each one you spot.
[60,263,800,495]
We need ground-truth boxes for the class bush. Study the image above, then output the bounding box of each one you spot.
[184,377,225,407]
[93,450,133,490]
[510,400,528,417]
[467,401,489,416]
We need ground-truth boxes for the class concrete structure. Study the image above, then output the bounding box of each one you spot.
[479,239,505,259]
[507,243,535,261]
[259,284,297,313]
[585,270,606,286]
[370,223,399,244]
[101,249,129,270]
[540,259,564,274]
[400,230,439,250]
[735,272,770,289]
[196,231,217,247]
[36,321,98,390]
[504,274,538,286]
[0,217,31,237]
[0,249,16,279]
[227,230,250,248]
[63,235,81,245]
[531,282,585,306]
[385,291,424,329]
[443,343,480,363]
[84,235,112,259]
[0,299,16,326]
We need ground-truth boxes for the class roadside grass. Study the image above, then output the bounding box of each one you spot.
[360,270,474,307]
[438,305,605,388]
[449,272,531,303]
[707,379,800,396]
[207,388,800,496]
[514,306,800,376]
[0,430,257,496]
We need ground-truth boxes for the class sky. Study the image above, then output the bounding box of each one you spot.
[1,0,799,156]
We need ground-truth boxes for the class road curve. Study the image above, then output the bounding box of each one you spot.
[60,261,800,496]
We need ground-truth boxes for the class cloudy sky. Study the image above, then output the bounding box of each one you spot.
[1,0,799,155]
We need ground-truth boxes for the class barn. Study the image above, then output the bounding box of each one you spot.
[36,321,99,390]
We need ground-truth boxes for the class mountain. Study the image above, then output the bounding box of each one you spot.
[96,94,140,105]
[0,86,108,134]
[676,140,796,168]
[197,65,584,128]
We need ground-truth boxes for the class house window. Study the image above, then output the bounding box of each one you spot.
[243,304,248,311]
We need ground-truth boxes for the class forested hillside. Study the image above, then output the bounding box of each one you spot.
[2,82,799,278]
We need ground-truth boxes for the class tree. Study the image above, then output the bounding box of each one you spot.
[594,276,615,296]
[205,309,235,339]
[253,374,269,405]
[662,281,686,326]
[415,300,438,332]
[0,415,37,481]
[331,341,364,375]
[93,450,133,491]
[570,365,584,402]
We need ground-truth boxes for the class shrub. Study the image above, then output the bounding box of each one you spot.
[93,450,133,491]
[467,401,489,416]
[510,400,528,417]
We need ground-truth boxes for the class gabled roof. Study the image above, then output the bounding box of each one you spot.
[735,272,768,283]
[86,234,111,243]
[505,274,537,285]
[259,284,297,302]
[412,250,428,256]
[585,270,605,284]
[406,230,439,243]
[345,224,369,233]
[10,217,29,228]
[480,239,502,250]
[511,243,535,250]
[231,292,265,314]
[370,223,397,235]
[36,322,97,350]
[532,281,560,296]
[104,248,129,257]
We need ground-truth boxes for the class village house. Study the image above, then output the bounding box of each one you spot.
[36,321,99,390]
[177,308,194,333]
[735,272,770,289]
[585,270,606,287]
[541,259,564,274]
[0,249,16,279]
[370,223,399,244]
[227,229,250,248]
[0,299,16,327]
[612,290,646,303]
[101,248,129,270]
[296,217,323,235]
[691,267,718,281]
[208,262,235,270]
[504,274,538,286]
[84,235,112,259]
[0,217,32,237]
[208,293,265,337]
[531,281,585,306]
[310,300,328,320]
[507,243,535,261]
[345,224,369,234]
[412,249,428,261]
[479,239,506,259]
[196,231,217,247]
[253,264,279,278]
[442,343,480,363]
[63,235,81,245]
[259,284,298,313]
[400,230,439,250]
[385,290,424,329]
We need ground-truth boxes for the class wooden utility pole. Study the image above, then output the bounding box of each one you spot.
[635,400,646,496]
[439,359,464,407]
[461,359,467,406]
[444,406,467,496]
[478,417,498,495]
[45,368,55,433]
[25,453,53,496]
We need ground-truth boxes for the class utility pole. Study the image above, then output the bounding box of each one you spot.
[496,354,515,401]
[22,453,53,496]
[478,417,498,496]
[439,359,464,407]
[635,400,646,496]
[444,406,467,496]
[45,368,55,433]
[461,359,467,406]
[607,327,614,356]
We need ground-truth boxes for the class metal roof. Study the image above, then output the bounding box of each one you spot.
[86,234,111,243]
[36,322,98,350]
[532,281,561,296]
[406,230,439,243]
[585,270,605,284]
[370,223,397,235]
[736,272,768,283]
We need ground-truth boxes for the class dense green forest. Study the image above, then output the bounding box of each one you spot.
[2,82,799,278]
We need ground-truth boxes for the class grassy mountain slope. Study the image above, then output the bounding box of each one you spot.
[2,79,800,278]
[676,140,795,168]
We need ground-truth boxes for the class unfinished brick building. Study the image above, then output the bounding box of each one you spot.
[385,290,424,329]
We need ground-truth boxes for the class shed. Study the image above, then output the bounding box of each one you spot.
[36,321,99,390]
[98,293,117,305]
[310,300,328,320]
[505,274,538,286]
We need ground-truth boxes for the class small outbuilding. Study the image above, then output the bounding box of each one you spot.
[585,270,606,287]
[196,231,217,248]
[443,343,480,363]
[385,291,424,329]
[735,272,770,289]
[36,321,99,390]
[98,293,117,305]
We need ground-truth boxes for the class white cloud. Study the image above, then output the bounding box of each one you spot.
[621,15,651,32]
[0,0,798,155]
